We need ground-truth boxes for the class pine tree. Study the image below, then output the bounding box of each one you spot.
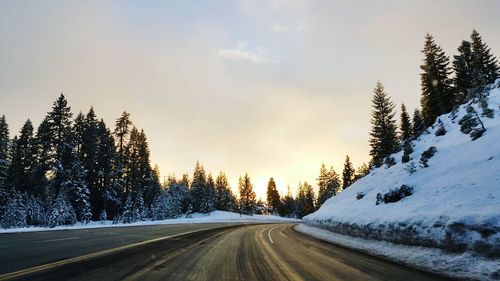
[238,174,256,215]
[152,192,180,220]
[180,173,190,189]
[369,82,399,167]
[25,195,46,226]
[317,165,340,207]
[69,158,91,223]
[470,30,500,98]
[279,186,295,218]
[0,115,9,192]
[190,161,206,212]
[120,193,135,223]
[266,177,281,214]
[399,104,413,141]
[167,181,191,213]
[48,187,77,227]
[296,182,315,219]
[96,119,121,219]
[453,40,474,104]
[215,172,236,212]
[354,163,370,181]
[48,94,73,161]
[81,107,100,219]
[114,111,132,157]
[0,190,26,228]
[73,112,86,157]
[420,34,454,126]
[202,174,216,213]
[342,155,355,190]
[412,109,426,138]
[33,117,52,195]
[6,120,36,194]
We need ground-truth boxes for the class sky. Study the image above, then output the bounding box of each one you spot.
[0,0,499,199]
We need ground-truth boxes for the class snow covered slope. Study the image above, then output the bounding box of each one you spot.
[302,80,500,280]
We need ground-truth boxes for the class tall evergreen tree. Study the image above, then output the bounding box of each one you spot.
[420,34,454,126]
[0,115,9,192]
[296,182,315,219]
[342,155,355,190]
[369,82,399,167]
[279,186,295,218]
[80,108,101,219]
[215,172,236,211]
[266,177,281,214]
[238,173,256,215]
[47,94,73,161]
[6,120,36,193]
[317,165,341,207]
[399,104,413,141]
[114,111,132,156]
[470,30,500,98]
[453,40,474,104]
[96,119,121,219]
[412,109,426,138]
[33,117,52,195]
[190,161,208,213]
[202,174,216,213]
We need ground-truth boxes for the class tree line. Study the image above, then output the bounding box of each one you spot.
[0,95,264,228]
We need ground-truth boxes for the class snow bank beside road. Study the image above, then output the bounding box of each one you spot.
[0,211,298,234]
[296,224,500,281]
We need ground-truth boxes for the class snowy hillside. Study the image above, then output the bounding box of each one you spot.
[301,80,500,280]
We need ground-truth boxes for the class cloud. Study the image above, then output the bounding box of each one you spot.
[217,42,279,64]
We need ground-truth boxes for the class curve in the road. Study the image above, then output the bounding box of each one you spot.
[1,224,448,281]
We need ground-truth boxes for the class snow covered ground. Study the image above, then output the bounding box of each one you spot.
[301,80,500,280]
[0,211,298,234]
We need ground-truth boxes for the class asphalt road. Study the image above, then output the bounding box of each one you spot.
[0,223,447,281]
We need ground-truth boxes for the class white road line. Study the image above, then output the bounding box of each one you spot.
[267,225,279,244]
[39,237,80,243]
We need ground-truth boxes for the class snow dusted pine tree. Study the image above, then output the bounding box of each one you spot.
[190,161,208,213]
[238,174,256,215]
[215,172,236,212]
[48,187,77,227]
[0,190,26,228]
[0,115,9,192]
[6,120,36,194]
[167,181,191,213]
[152,192,180,220]
[120,193,135,223]
[69,158,91,223]
[25,195,46,226]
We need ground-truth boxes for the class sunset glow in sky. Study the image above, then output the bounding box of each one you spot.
[1,0,499,198]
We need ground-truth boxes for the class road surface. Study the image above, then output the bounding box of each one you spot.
[0,223,447,281]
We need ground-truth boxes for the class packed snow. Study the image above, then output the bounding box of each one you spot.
[301,80,500,280]
[0,210,298,234]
